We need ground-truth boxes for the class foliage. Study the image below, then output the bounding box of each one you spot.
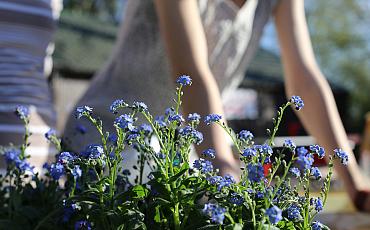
[307,0,370,130]
[0,76,348,229]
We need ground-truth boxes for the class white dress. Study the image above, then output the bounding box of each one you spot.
[63,0,278,153]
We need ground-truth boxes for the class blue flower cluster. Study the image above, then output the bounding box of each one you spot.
[179,126,203,145]
[75,220,92,230]
[207,175,235,191]
[187,113,201,123]
[290,95,304,111]
[283,139,296,151]
[334,148,348,165]
[15,105,30,120]
[286,205,301,221]
[202,148,216,159]
[296,149,314,171]
[75,106,93,119]
[81,144,104,159]
[168,114,184,124]
[109,99,128,114]
[202,203,226,224]
[311,221,324,230]
[176,75,192,86]
[242,147,257,158]
[193,158,213,173]
[132,101,148,112]
[4,149,34,173]
[310,197,323,212]
[45,128,57,141]
[114,114,135,131]
[247,163,265,183]
[265,205,282,224]
[238,130,254,142]
[310,167,322,180]
[310,144,325,158]
[289,167,301,178]
[204,114,222,125]
[229,192,244,205]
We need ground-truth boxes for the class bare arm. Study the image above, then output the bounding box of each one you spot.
[154,0,239,176]
[274,0,370,207]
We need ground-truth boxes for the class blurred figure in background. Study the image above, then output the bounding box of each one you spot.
[0,0,62,170]
[61,0,369,211]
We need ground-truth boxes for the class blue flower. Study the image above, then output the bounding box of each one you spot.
[50,162,65,180]
[296,146,308,156]
[217,175,235,191]
[15,105,29,119]
[207,176,223,185]
[4,149,20,164]
[283,139,296,151]
[290,96,304,111]
[176,75,192,86]
[265,205,282,224]
[4,149,34,173]
[75,106,93,119]
[311,221,324,230]
[255,144,273,156]
[334,148,348,165]
[188,113,201,122]
[155,116,166,127]
[132,101,148,112]
[168,114,184,124]
[296,153,314,171]
[110,99,127,114]
[193,158,213,173]
[81,144,104,159]
[139,124,153,135]
[247,163,265,183]
[58,152,74,164]
[156,152,166,159]
[310,145,325,158]
[242,147,257,158]
[256,191,265,199]
[286,205,301,221]
[238,130,254,142]
[311,167,322,180]
[107,133,118,145]
[202,203,226,224]
[204,114,222,125]
[310,197,323,212]
[114,114,135,131]
[179,126,204,145]
[72,165,82,179]
[75,220,92,230]
[202,148,216,159]
[165,107,175,116]
[45,128,57,141]
[229,193,244,205]
[290,167,301,178]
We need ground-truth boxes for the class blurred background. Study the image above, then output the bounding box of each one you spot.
[53,0,370,158]
[48,1,370,227]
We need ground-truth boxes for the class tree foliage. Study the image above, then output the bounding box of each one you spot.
[306,1,370,130]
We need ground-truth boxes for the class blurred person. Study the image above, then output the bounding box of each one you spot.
[63,0,370,211]
[0,0,62,170]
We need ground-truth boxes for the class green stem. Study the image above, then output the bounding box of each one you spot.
[173,203,181,230]
[269,103,290,146]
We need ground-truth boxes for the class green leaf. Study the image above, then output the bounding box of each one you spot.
[154,206,161,223]
[225,223,243,230]
[169,162,189,183]
[261,224,280,230]
[131,185,149,199]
